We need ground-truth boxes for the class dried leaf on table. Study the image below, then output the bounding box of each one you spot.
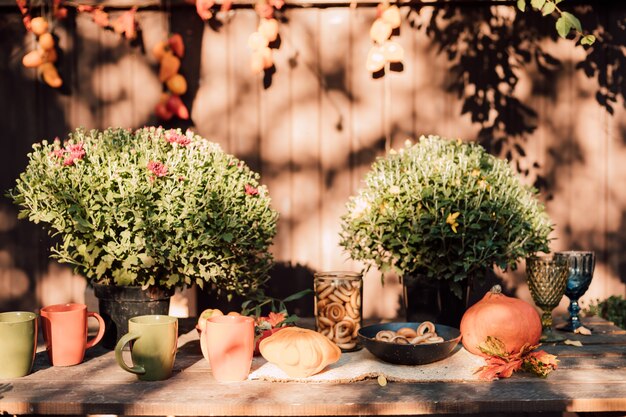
[475,336,558,381]
[564,339,584,347]
[575,326,592,335]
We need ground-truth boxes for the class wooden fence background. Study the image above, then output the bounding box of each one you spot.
[0,0,624,319]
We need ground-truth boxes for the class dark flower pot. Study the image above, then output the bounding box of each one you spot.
[402,275,469,329]
[93,284,175,349]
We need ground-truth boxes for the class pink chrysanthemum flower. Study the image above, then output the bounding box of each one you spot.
[147,160,168,177]
[245,184,259,196]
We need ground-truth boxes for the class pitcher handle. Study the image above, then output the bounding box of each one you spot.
[85,312,105,349]
[114,332,146,375]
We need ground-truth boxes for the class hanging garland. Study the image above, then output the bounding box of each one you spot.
[21,17,63,88]
[248,0,283,75]
[366,2,403,74]
[153,34,190,120]
[13,0,597,121]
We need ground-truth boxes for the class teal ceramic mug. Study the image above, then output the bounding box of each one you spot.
[0,311,38,378]
[114,315,178,381]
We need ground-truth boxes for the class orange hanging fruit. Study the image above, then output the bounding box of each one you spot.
[381,5,401,29]
[152,41,168,61]
[159,52,181,82]
[38,32,55,51]
[41,48,58,64]
[30,17,49,36]
[382,40,404,63]
[366,45,386,73]
[258,18,279,43]
[369,19,392,44]
[22,50,43,68]
[166,74,188,96]
[250,51,264,74]
[248,31,269,50]
[40,63,63,88]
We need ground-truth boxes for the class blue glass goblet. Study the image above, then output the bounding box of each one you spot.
[554,251,596,332]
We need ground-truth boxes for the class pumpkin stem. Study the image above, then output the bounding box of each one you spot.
[490,285,502,294]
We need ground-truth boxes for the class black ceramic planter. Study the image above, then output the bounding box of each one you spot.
[93,284,175,349]
[402,275,469,328]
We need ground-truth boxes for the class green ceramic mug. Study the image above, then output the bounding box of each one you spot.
[114,315,178,381]
[0,311,38,378]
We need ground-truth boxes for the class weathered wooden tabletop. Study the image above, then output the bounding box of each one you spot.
[1,316,625,416]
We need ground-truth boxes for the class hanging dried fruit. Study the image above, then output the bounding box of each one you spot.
[153,34,190,121]
[249,1,281,76]
[30,17,48,36]
[367,2,404,74]
[21,16,63,89]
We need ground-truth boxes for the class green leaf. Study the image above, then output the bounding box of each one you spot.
[137,253,155,268]
[541,2,556,15]
[222,232,234,243]
[580,34,596,45]
[530,0,546,10]
[561,11,582,32]
[516,0,526,12]
[282,288,313,302]
[555,16,571,38]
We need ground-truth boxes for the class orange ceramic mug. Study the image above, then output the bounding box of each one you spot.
[204,315,255,382]
[40,303,105,366]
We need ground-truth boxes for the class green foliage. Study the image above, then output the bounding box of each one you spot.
[339,136,553,297]
[9,127,278,297]
[517,0,595,45]
[584,296,626,330]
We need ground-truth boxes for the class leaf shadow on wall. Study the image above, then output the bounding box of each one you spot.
[409,2,625,191]
[0,14,71,312]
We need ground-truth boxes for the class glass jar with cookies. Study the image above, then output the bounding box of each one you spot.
[314,271,363,352]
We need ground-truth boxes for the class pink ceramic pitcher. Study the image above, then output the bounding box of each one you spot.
[41,303,105,366]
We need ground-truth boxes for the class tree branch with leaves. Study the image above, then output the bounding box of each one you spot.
[517,0,596,45]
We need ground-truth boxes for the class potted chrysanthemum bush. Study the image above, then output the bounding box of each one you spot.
[10,127,278,347]
[339,135,553,326]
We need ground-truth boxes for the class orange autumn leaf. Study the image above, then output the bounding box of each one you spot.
[220,0,232,12]
[196,0,215,20]
[112,7,137,40]
[92,8,110,28]
[159,52,181,82]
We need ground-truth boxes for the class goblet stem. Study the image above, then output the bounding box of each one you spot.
[541,310,553,330]
[558,299,583,332]
[540,309,565,342]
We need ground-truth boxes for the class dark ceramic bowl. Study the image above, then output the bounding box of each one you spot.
[357,322,461,365]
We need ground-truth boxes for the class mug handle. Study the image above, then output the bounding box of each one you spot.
[86,312,105,349]
[114,332,146,375]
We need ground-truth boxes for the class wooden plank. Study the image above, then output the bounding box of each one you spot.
[318,7,354,271]
[287,8,322,271]
[4,376,626,415]
[259,8,294,265]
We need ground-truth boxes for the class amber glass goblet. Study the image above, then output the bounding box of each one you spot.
[554,251,596,332]
[526,255,569,342]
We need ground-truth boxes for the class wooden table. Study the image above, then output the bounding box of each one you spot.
[1,316,626,416]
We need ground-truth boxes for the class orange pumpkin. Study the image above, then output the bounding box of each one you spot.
[460,285,541,356]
